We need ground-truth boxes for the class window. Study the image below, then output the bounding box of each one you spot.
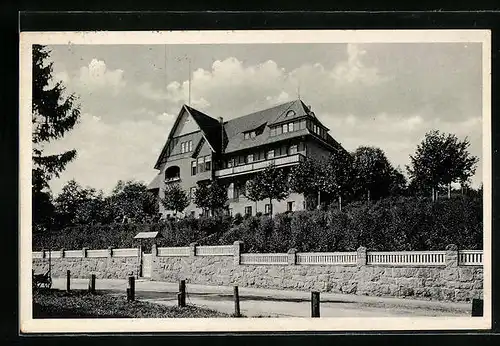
[265,204,272,215]
[300,119,306,130]
[267,150,275,159]
[244,132,250,140]
[191,211,196,217]
[276,126,282,135]
[205,156,211,171]
[191,161,197,175]
[287,201,295,212]
[289,145,298,155]
[247,154,254,163]
[270,127,276,137]
[288,122,293,132]
[250,131,256,138]
[197,157,205,173]
[227,158,233,168]
[245,206,252,216]
[181,142,186,153]
[286,110,296,117]
[190,187,196,200]
[294,121,300,131]
[228,208,233,217]
[282,124,288,133]
[188,140,193,152]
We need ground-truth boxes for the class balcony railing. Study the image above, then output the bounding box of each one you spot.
[215,153,305,178]
[164,176,180,183]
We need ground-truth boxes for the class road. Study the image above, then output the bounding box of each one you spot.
[51,278,472,318]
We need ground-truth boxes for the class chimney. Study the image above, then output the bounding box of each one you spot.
[307,105,312,111]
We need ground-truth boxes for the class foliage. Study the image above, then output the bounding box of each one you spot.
[160,183,190,216]
[352,146,399,200]
[32,44,81,232]
[318,149,356,206]
[289,157,322,207]
[407,130,479,193]
[246,164,289,215]
[193,180,228,215]
[54,180,103,227]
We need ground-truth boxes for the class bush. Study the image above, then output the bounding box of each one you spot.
[33,196,482,252]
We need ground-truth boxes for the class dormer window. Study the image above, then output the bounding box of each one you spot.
[244,130,257,140]
[285,110,296,117]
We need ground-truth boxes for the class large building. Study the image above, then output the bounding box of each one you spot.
[147,99,347,218]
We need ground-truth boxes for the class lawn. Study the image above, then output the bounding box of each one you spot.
[33,288,230,318]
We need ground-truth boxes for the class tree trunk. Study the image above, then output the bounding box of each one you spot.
[367,189,371,202]
[317,191,321,209]
[269,198,273,218]
[431,187,436,202]
[447,184,451,199]
[338,195,342,212]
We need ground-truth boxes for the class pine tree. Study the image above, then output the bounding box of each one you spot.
[32,44,81,232]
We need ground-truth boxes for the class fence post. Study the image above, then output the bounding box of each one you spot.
[445,244,459,268]
[41,249,46,259]
[66,270,71,292]
[82,247,88,258]
[128,276,135,301]
[233,241,244,266]
[234,286,241,317]
[287,248,297,265]
[60,248,65,258]
[107,246,113,258]
[88,274,96,293]
[178,280,186,307]
[356,246,367,266]
[137,244,142,278]
[472,298,483,317]
[311,291,320,317]
[189,242,198,257]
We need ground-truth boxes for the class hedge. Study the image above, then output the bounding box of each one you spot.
[32,195,482,252]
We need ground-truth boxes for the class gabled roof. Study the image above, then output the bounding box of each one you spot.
[153,105,223,169]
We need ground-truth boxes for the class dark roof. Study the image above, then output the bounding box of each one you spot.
[185,105,224,153]
[147,173,162,190]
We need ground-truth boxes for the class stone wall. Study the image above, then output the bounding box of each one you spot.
[33,243,483,302]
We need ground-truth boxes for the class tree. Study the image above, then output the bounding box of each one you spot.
[105,180,159,223]
[318,149,355,211]
[407,130,479,201]
[54,180,101,227]
[289,157,323,210]
[352,146,394,201]
[160,183,190,218]
[193,180,228,216]
[32,45,81,232]
[245,163,289,217]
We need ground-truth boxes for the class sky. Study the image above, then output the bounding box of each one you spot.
[42,42,484,196]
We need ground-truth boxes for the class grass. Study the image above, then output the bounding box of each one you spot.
[33,288,230,318]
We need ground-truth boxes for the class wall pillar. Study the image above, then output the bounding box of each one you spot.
[233,241,244,266]
[445,244,459,268]
[82,247,87,258]
[60,249,65,258]
[189,242,198,257]
[357,246,367,267]
[41,249,46,259]
[107,246,113,258]
[151,243,158,257]
[287,248,297,265]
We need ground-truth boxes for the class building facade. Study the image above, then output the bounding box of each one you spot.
[147,99,347,218]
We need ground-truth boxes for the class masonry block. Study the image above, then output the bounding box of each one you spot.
[357,246,367,266]
[287,248,297,265]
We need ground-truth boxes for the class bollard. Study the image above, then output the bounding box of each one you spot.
[311,291,320,317]
[178,280,186,307]
[88,274,96,294]
[128,276,135,301]
[234,286,241,317]
[472,298,483,317]
[66,270,71,292]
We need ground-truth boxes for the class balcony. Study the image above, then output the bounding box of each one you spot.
[164,176,180,183]
[215,153,305,178]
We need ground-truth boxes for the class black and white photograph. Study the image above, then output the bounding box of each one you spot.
[20,29,491,333]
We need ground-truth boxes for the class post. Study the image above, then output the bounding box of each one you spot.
[233,241,244,266]
[88,274,96,293]
[445,244,459,268]
[82,247,88,258]
[472,298,483,317]
[66,270,71,292]
[178,280,186,307]
[311,291,320,317]
[128,276,135,301]
[137,244,142,278]
[234,286,241,317]
[356,246,367,267]
[107,246,113,258]
[189,242,198,257]
[287,248,297,265]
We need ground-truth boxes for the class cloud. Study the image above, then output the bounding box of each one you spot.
[77,59,126,93]
[46,112,175,195]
